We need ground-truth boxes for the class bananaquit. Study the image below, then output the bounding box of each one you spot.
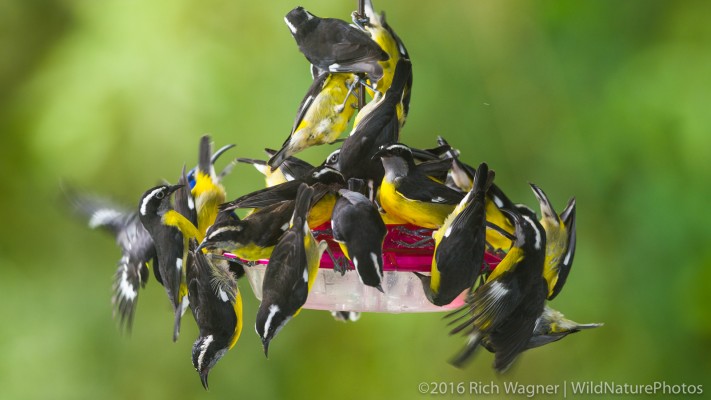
[138,184,200,341]
[448,209,548,372]
[416,163,494,306]
[67,188,155,331]
[187,240,243,390]
[284,6,389,82]
[255,183,328,357]
[331,179,387,292]
[529,183,577,300]
[374,143,464,229]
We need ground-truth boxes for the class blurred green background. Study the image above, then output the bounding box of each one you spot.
[2,0,710,399]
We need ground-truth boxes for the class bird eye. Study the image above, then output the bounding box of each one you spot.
[156,191,165,200]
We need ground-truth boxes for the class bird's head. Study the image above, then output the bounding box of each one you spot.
[198,216,244,252]
[138,184,182,217]
[191,334,229,390]
[529,183,559,224]
[255,304,291,358]
[372,143,415,180]
[285,6,315,35]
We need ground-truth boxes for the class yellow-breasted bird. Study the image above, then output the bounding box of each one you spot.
[448,209,548,372]
[238,149,314,188]
[331,179,387,292]
[338,59,412,185]
[267,72,359,170]
[481,305,602,352]
[191,135,235,237]
[67,189,156,331]
[529,183,577,300]
[374,143,464,229]
[221,165,345,229]
[199,202,295,261]
[415,163,494,306]
[138,184,200,341]
[284,6,389,82]
[255,183,328,356]
[352,0,412,126]
[187,240,243,390]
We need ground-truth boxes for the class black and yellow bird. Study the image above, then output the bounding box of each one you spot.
[187,240,243,390]
[255,184,328,356]
[374,143,464,229]
[199,202,295,261]
[331,179,387,292]
[338,59,412,184]
[221,165,345,229]
[238,149,314,188]
[284,6,389,82]
[415,163,493,306]
[529,183,577,300]
[267,72,359,170]
[352,0,412,125]
[448,209,548,372]
[481,305,602,352]
[67,189,155,331]
[138,184,200,341]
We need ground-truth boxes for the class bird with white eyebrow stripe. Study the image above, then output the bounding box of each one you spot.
[255,183,328,357]
[447,207,548,372]
[373,143,465,229]
[415,163,493,306]
[138,184,200,341]
[330,178,387,292]
[284,6,389,82]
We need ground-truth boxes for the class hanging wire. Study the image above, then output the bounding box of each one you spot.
[357,0,366,110]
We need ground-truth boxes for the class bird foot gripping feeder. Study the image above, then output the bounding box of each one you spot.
[232,223,502,313]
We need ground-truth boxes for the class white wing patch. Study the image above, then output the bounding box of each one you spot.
[89,209,122,228]
[218,288,229,302]
[176,258,183,271]
[492,195,504,208]
[302,267,309,282]
[370,252,382,280]
[431,196,446,203]
[117,261,138,301]
[489,281,509,301]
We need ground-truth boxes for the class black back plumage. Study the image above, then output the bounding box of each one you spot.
[285,7,389,81]
[331,180,387,290]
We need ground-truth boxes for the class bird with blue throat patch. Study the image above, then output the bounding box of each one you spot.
[529,183,577,300]
[66,187,156,331]
[415,162,494,306]
[138,183,200,341]
[255,183,328,357]
[481,305,602,353]
[186,239,243,390]
[267,70,359,170]
[238,148,314,188]
[351,0,412,126]
[337,58,412,189]
[284,6,389,83]
[331,178,387,292]
[448,208,548,372]
[373,143,465,229]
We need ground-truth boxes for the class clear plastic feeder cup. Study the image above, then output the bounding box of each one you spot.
[227,223,502,313]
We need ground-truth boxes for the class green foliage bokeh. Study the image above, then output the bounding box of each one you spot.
[1,1,710,399]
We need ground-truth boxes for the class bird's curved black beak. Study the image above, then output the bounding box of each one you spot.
[371,146,389,160]
[262,337,271,359]
[200,370,210,390]
[167,184,184,195]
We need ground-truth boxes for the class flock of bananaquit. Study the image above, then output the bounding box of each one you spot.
[67,0,602,390]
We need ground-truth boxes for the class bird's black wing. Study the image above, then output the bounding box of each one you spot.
[289,72,329,136]
[397,175,464,205]
[221,180,302,210]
